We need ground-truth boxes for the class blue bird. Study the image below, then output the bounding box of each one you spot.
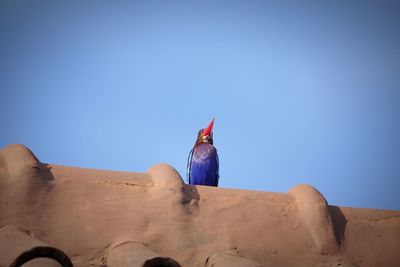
[187,118,219,186]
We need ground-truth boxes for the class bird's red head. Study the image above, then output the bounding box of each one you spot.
[195,118,215,146]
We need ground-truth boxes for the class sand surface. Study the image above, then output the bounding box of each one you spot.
[0,144,399,267]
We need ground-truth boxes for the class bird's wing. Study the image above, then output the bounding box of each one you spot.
[216,150,220,185]
[186,148,194,184]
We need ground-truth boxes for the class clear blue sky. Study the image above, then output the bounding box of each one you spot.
[1,1,399,210]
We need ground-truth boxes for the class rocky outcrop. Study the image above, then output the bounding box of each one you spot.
[0,226,72,267]
[0,144,399,267]
[289,184,338,254]
[106,242,181,267]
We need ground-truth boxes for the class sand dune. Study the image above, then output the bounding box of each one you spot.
[0,144,399,267]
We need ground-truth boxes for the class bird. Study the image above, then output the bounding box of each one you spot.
[187,118,219,186]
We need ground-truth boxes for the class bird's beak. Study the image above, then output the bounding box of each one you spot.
[202,118,214,136]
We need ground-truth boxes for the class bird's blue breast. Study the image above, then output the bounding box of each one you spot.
[189,143,219,186]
